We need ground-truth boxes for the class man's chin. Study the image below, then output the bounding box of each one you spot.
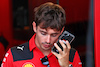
[42,47,51,51]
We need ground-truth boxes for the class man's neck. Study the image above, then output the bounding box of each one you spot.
[35,37,51,56]
[37,45,51,56]
[42,50,51,56]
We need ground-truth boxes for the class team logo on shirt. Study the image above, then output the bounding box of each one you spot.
[22,62,35,67]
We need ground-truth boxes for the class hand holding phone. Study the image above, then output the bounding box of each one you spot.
[51,31,75,54]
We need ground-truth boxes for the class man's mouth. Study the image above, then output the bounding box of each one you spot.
[43,44,51,48]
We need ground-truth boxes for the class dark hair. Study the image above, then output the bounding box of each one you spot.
[34,2,66,31]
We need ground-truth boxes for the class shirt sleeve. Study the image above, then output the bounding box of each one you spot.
[1,49,14,67]
[72,51,82,67]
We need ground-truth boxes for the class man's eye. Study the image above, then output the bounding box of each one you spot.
[51,34,57,37]
[41,32,46,35]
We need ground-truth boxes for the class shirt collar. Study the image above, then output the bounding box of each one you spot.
[29,33,36,51]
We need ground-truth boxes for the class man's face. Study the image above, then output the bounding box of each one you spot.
[34,26,62,51]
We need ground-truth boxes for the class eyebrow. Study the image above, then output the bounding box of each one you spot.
[39,29,46,32]
[39,29,60,34]
[51,33,60,35]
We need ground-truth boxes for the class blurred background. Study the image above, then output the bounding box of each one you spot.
[0,0,94,67]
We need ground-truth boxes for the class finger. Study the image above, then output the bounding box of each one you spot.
[54,43,63,54]
[59,40,67,52]
[51,51,59,58]
[66,40,71,51]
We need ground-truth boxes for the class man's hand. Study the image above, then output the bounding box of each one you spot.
[52,40,71,67]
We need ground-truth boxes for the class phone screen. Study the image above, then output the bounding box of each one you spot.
[51,31,75,54]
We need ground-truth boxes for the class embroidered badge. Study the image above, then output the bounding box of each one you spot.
[22,62,35,67]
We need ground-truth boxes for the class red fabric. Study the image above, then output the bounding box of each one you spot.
[95,0,100,66]
[1,34,82,67]
[72,51,82,67]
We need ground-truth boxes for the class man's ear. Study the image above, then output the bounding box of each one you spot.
[32,22,36,32]
[60,27,65,34]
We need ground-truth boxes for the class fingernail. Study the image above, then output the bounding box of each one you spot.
[59,40,61,42]
[54,43,56,45]
[66,40,69,43]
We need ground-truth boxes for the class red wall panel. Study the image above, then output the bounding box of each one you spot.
[59,0,90,24]
[0,0,13,49]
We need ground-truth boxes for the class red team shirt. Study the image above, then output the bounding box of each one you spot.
[1,34,82,67]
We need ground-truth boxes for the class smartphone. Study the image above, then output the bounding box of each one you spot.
[51,31,75,54]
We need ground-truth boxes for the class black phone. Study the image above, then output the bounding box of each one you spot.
[51,31,75,54]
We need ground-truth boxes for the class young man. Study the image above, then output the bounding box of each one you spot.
[1,2,82,67]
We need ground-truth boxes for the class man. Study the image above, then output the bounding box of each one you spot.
[1,2,82,67]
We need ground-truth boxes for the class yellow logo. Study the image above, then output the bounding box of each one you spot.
[22,62,35,67]
[24,64,33,67]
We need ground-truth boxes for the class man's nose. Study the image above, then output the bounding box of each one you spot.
[46,35,51,43]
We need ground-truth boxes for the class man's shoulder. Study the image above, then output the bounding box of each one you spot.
[11,42,33,61]
[11,42,29,51]
[69,48,76,62]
